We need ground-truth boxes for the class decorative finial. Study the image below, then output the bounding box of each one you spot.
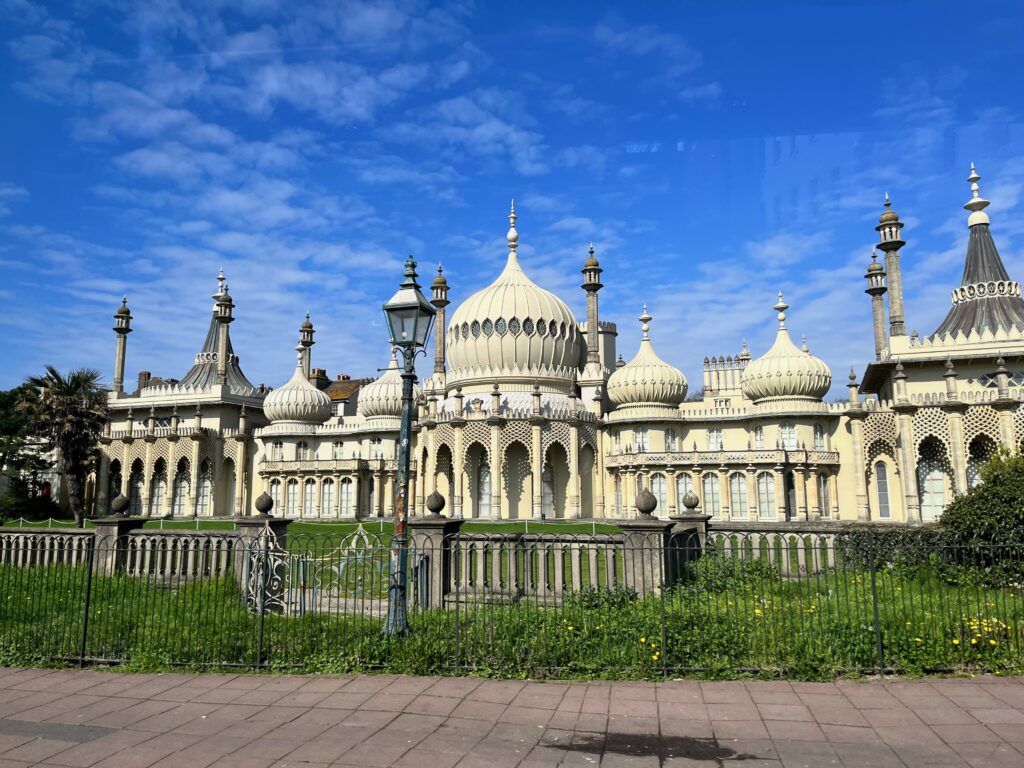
[773,291,788,329]
[121,294,128,306]
[437,262,443,276]
[294,344,304,366]
[801,335,809,353]
[740,339,750,359]
[507,199,518,253]
[589,242,595,256]
[638,304,652,341]
[216,268,226,296]
[964,162,991,225]
[884,191,891,208]
[848,367,857,383]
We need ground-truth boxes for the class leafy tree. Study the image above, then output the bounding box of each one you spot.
[941,451,1024,544]
[0,384,51,481]
[20,367,107,527]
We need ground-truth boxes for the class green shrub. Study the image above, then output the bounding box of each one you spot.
[676,552,780,593]
[942,452,1024,544]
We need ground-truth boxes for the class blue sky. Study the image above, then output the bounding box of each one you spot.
[2,0,1024,394]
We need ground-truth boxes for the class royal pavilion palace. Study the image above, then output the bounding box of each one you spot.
[91,165,1024,526]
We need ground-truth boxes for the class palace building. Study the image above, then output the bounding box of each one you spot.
[93,165,1024,525]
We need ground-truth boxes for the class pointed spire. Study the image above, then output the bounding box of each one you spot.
[964,162,991,226]
[773,291,789,330]
[740,339,750,360]
[848,367,857,383]
[801,335,809,353]
[638,304,652,341]
[507,199,518,255]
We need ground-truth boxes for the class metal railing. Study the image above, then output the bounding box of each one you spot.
[0,527,1022,677]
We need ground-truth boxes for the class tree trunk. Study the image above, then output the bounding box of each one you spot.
[57,451,84,528]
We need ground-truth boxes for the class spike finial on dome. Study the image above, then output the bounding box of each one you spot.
[216,267,226,296]
[774,291,789,329]
[639,304,652,341]
[507,199,518,253]
[964,162,991,225]
[294,344,303,366]
[801,335,809,353]
[884,191,890,208]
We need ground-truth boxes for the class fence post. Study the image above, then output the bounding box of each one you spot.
[255,532,268,669]
[79,539,96,668]
[408,516,464,609]
[619,517,675,596]
[870,557,885,675]
[91,517,146,573]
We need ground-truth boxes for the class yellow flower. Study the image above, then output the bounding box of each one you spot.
[990,639,997,646]
[952,639,960,645]
[971,638,978,645]
[914,637,923,643]
[567,626,574,632]
[651,653,659,660]
[640,637,646,643]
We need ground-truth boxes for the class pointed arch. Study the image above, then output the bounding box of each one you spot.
[503,440,531,520]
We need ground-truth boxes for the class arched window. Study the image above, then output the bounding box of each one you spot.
[321,479,334,516]
[757,472,775,518]
[753,426,764,449]
[108,460,122,513]
[874,462,891,519]
[333,441,344,460]
[269,479,281,514]
[780,423,797,450]
[303,479,316,516]
[665,428,678,452]
[650,474,667,516]
[296,441,310,461]
[196,460,212,516]
[128,460,144,516]
[676,474,693,504]
[729,473,748,519]
[284,479,298,515]
[967,436,996,489]
[370,437,383,460]
[340,478,353,516]
[271,441,283,461]
[633,427,649,453]
[708,428,723,451]
[478,463,491,517]
[917,440,947,521]
[613,431,621,452]
[702,473,721,518]
[150,463,167,518]
[813,425,826,451]
[172,460,189,516]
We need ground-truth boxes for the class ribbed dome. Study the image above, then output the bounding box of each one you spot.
[263,347,332,424]
[357,351,422,418]
[607,308,687,408]
[445,203,583,392]
[741,294,831,403]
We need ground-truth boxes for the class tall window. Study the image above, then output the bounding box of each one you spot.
[322,479,334,515]
[303,479,316,516]
[333,441,344,460]
[129,463,144,516]
[370,437,383,459]
[172,461,189,516]
[286,479,298,515]
[196,461,212,516]
[729,473,748,519]
[542,466,554,516]
[340,478,352,516]
[614,475,622,515]
[633,427,649,453]
[702,473,721,518]
[650,474,667,516]
[269,479,281,514]
[874,463,891,519]
[780,423,797,450]
[753,426,764,449]
[676,474,693,504]
[478,463,492,517]
[813,425,826,451]
[614,431,621,452]
[708,428,723,451]
[271,441,283,461]
[150,469,166,518]
[296,441,310,461]
[665,428,678,452]
[757,472,775,518]
[817,473,830,518]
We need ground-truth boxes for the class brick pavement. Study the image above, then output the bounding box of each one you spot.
[1,668,1023,767]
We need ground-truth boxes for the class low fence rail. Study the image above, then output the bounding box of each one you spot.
[1,519,1022,677]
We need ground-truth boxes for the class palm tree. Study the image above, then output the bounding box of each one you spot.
[21,366,107,527]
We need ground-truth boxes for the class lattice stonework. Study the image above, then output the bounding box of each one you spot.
[433,422,454,450]
[128,441,147,465]
[863,411,896,448]
[221,438,238,462]
[866,439,897,468]
[460,422,491,464]
[912,407,951,451]
[1013,406,1024,447]
[500,419,534,465]
[578,422,597,451]
[541,421,571,458]
[963,405,1001,449]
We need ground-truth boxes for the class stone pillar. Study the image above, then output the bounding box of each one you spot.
[667,468,679,516]
[793,464,808,522]
[619,515,675,596]
[894,407,921,523]
[568,422,581,519]
[849,412,870,521]
[452,419,465,518]
[489,418,502,520]
[809,468,822,520]
[828,473,839,519]
[746,466,758,519]
[142,440,154,517]
[96,452,110,516]
[234,440,247,517]
[996,403,1016,451]
[773,465,786,522]
[189,438,201,516]
[531,419,543,519]
[92,516,147,574]
[946,406,968,495]
[408,514,464,610]
[120,440,131,496]
[717,469,730,522]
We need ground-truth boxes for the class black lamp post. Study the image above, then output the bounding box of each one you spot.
[382,256,436,636]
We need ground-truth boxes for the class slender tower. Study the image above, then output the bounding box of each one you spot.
[213,271,234,385]
[112,295,132,394]
[876,193,907,337]
[865,251,888,360]
[299,312,315,378]
[431,264,450,389]
[581,243,604,371]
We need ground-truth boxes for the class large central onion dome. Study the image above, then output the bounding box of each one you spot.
[357,349,422,418]
[741,294,831,403]
[607,306,688,413]
[263,345,332,424]
[445,202,583,392]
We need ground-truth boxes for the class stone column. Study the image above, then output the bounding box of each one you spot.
[120,440,131,496]
[489,418,502,520]
[773,465,786,522]
[568,422,581,519]
[848,412,870,521]
[828,473,839,519]
[793,463,808,522]
[142,441,154,517]
[594,419,606,519]
[452,419,465,518]
[531,419,544,519]
[92,516,147,574]
[96,452,110,516]
[717,469,730,522]
[945,406,968,494]
[234,440,247,517]
[619,515,675,596]
[996,402,1016,450]
[408,514,464,609]
[189,438,201,516]
[894,407,921,523]
[667,468,679,516]
[746,466,758,520]
[809,468,822,520]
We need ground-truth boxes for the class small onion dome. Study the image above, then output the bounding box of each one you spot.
[607,306,688,407]
[432,263,448,287]
[300,313,313,331]
[584,243,600,269]
[866,256,884,276]
[879,193,900,224]
[263,345,332,423]
[115,295,131,316]
[741,293,831,403]
[357,350,423,418]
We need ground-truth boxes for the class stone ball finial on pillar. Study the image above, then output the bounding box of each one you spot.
[635,488,657,518]
[110,494,130,516]
[681,490,700,513]
[254,492,274,517]
[425,490,446,517]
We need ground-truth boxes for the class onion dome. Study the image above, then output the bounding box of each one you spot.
[879,192,900,224]
[357,349,422,418]
[115,295,131,317]
[584,243,600,269]
[432,263,448,288]
[607,306,688,410]
[263,345,332,424]
[445,201,584,392]
[741,293,831,403]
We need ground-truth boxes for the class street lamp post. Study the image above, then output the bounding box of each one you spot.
[382,256,436,636]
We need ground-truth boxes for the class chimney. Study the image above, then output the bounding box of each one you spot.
[309,367,329,389]
[137,370,151,392]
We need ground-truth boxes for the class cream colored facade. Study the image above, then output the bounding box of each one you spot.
[95,166,1024,526]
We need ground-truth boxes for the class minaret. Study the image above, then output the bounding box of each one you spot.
[876,193,907,338]
[581,243,604,373]
[213,270,234,385]
[299,313,315,378]
[112,295,132,395]
[431,263,450,386]
[865,251,888,360]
